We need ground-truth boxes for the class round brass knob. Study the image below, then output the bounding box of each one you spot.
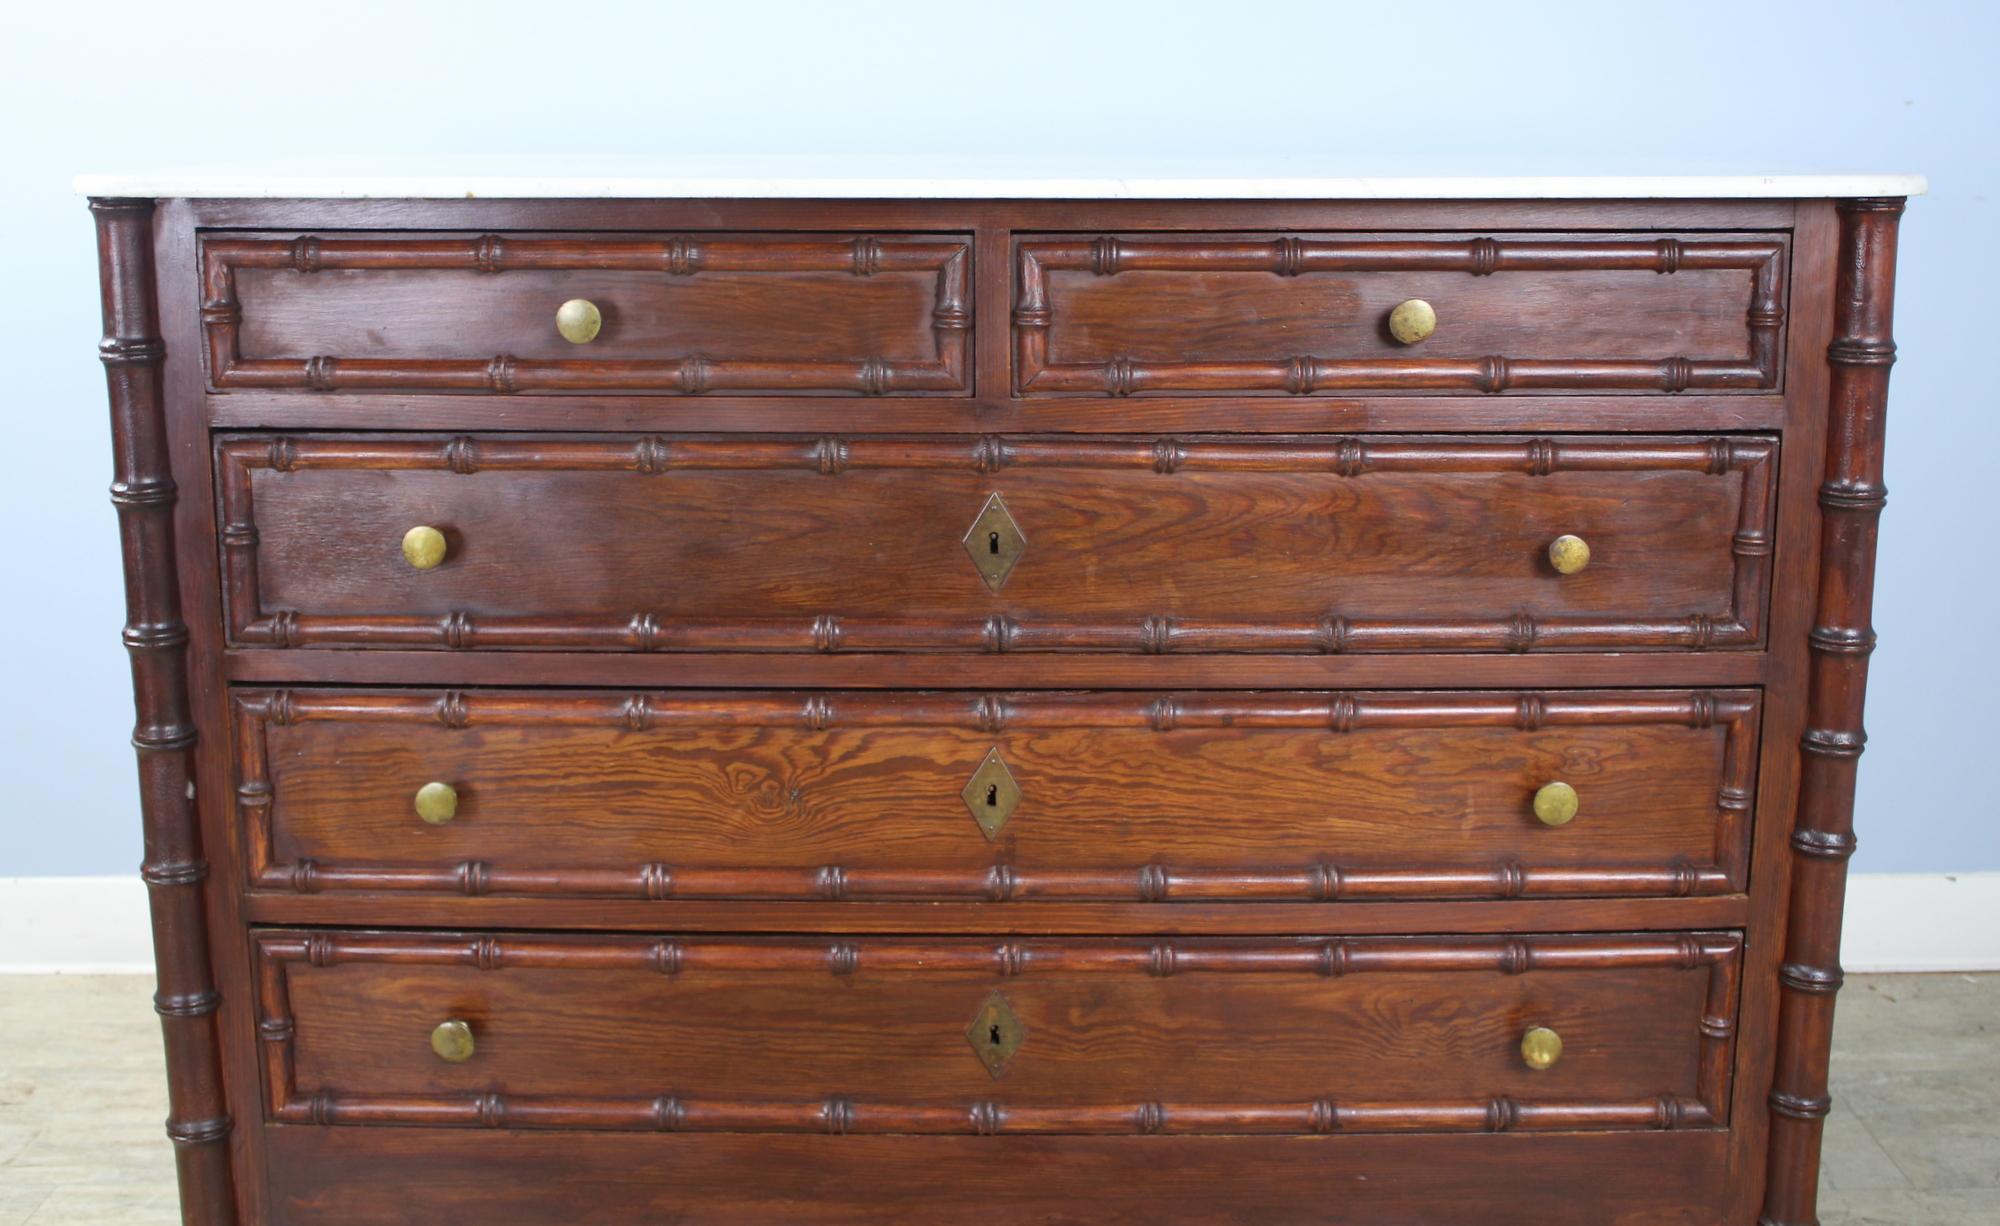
[555,298,603,344]
[1548,534,1592,575]
[414,782,459,826]
[401,525,448,571]
[430,1019,476,1064]
[1532,781,1580,828]
[1520,1026,1563,1071]
[1387,298,1437,345]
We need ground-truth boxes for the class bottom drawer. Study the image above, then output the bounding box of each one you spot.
[254,929,1740,1136]
[262,1128,1746,1225]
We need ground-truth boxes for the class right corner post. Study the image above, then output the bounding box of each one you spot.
[1760,196,1905,1226]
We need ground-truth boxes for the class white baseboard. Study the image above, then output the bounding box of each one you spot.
[0,876,158,974]
[1836,872,2000,972]
[1,872,1996,974]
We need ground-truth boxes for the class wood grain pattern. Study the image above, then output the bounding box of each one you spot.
[216,433,1776,654]
[261,1129,1738,1225]
[1760,198,1904,1226]
[89,193,1908,1223]
[234,688,1758,903]
[238,892,1751,938]
[91,198,240,1226]
[201,233,971,395]
[1015,233,1786,395]
[219,645,1771,690]
[253,930,1740,1136]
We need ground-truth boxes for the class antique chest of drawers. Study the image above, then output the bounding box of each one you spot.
[83,171,1921,1224]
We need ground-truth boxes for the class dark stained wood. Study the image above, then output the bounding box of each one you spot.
[91,198,239,1225]
[155,197,276,1224]
[91,192,1906,1224]
[253,930,1740,1136]
[1716,199,1841,1222]
[1759,198,1905,1226]
[1016,233,1787,396]
[262,1128,1737,1225]
[206,388,1793,435]
[235,688,1758,903]
[216,433,1776,654]
[239,893,1752,936]
[203,233,971,395]
[222,646,1770,688]
[186,194,1799,233]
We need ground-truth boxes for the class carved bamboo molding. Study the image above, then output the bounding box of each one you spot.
[217,433,1777,655]
[93,198,239,1224]
[1760,198,1903,1226]
[1014,234,1787,396]
[234,688,1759,903]
[255,931,1741,1137]
[200,233,973,396]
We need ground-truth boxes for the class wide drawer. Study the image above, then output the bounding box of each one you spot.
[218,433,1776,654]
[253,930,1741,1136]
[234,688,1758,903]
[259,1130,1740,1225]
[1014,231,1787,396]
[200,231,972,396]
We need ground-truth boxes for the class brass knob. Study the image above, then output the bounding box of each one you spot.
[1520,1026,1563,1071]
[414,782,459,826]
[1548,534,1591,575]
[555,298,603,344]
[401,525,448,570]
[1387,298,1437,345]
[430,1019,475,1064]
[1532,781,1580,828]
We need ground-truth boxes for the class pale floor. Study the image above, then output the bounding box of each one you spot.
[0,974,1992,1224]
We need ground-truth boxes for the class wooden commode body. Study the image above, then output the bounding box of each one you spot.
[83,171,1919,1223]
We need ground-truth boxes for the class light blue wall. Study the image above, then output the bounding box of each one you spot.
[3,0,1992,874]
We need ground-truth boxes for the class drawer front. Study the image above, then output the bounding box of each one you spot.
[219,433,1775,654]
[236,688,1757,903]
[1015,232,1786,396]
[258,1129,1739,1226]
[201,232,971,396]
[254,930,1740,1136]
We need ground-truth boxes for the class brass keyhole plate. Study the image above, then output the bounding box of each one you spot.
[960,749,1022,840]
[965,990,1026,1078]
[962,493,1027,592]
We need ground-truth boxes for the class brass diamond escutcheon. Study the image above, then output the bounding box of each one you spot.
[960,748,1021,840]
[966,990,1025,1078]
[962,493,1027,591]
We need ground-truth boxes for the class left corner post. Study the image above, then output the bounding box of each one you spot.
[91,197,239,1225]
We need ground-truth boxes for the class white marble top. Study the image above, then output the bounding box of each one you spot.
[73,158,1927,200]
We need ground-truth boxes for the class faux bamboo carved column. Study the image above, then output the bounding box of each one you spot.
[1761,197,1905,1226]
[92,198,238,1225]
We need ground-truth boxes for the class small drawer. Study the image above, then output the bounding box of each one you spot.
[234,688,1758,904]
[254,929,1741,1136]
[200,231,972,396]
[1014,232,1787,396]
[216,432,1777,654]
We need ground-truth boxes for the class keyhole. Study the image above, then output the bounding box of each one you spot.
[986,784,999,807]
[988,530,1001,555]
[989,1023,1003,1046]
